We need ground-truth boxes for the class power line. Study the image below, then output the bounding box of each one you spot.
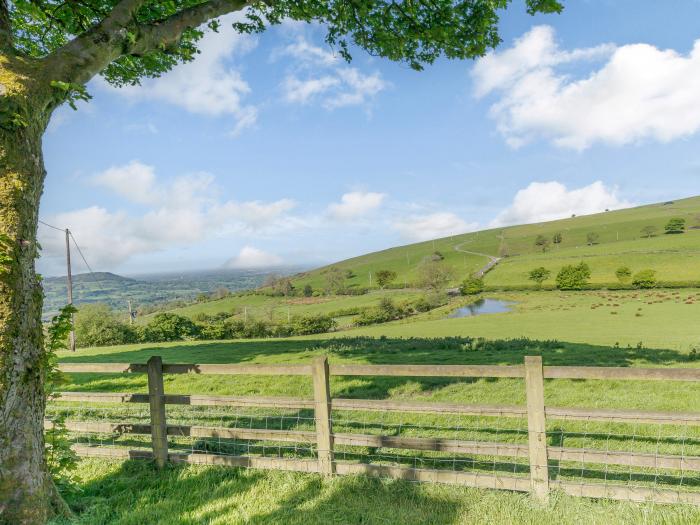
[38,219,65,232]
[69,231,109,294]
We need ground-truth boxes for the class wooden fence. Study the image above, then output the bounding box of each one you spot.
[51,356,700,506]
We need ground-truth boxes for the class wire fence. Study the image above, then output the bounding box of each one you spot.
[46,357,700,505]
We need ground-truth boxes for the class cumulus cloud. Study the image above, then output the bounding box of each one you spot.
[276,37,387,109]
[106,14,258,136]
[490,181,633,227]
[473,25,700,150]
[39,162,300,268]
[393,212,477,241]
[327,191,385,220]
[225,246,283,269]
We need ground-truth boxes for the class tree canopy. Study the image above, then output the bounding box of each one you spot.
[4,0,562,92]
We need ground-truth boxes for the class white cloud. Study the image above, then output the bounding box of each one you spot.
[39,162,301,268]
[473,25,700,150]
[393,212,477,241]
[490,181,633,227]
[327,191,385,220]
[283,76,339,104]
[225,246,283,269]
[107,14,258,136]
[93,161,157,204]
[275,37,387,109]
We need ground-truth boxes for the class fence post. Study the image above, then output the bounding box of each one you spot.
[524,355,549,503]
[147,355,168,469]
[312,355,334,475]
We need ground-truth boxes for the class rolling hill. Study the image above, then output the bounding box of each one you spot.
[290,195,700,291]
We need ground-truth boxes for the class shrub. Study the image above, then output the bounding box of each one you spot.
[74,303,136,348]
[303,284,313,297]
[555,262,591,290]
[139,313,199,342]
[632,269,657,289]
[665,217,686,234]
[615,266,632,284]
[355,298,409,326]
[289,314,337,335]
[528,267,551,286]
[412,292,448,313]
[586,232,600,245]
[459,276,484,295]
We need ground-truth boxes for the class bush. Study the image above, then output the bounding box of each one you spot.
[74,303,136,348]
[555,262,591,290]
[139,313,199,342]
[615,266,632,284]
[355,298,410,326]
[303,284,313,297]
[459,276,484,295]
[413,292,448,312]
[632,269,657,289]
[289,314,337,335]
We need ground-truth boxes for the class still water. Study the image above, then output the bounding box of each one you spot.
[447,298,513,318]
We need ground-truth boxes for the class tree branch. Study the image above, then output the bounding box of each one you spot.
[44,0,252,87]
[43,0,151,84]
[130,0,251,56]
[0,0,12,51]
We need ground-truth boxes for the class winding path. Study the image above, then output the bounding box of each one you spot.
[453,241,502,278]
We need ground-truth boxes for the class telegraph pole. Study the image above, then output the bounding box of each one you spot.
[65,228,76,352]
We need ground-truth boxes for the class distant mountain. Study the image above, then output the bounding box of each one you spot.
[41,267,304,320]
[44,272,136,285]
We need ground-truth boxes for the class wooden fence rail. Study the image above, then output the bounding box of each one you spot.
[51,356,700,506]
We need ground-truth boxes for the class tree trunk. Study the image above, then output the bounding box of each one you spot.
[0,53,60,524]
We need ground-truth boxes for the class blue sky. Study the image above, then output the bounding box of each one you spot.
[38,0,700,277]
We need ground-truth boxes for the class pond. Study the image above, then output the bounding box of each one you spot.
[447,298,514,318]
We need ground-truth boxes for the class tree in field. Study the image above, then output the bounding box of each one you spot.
[552,232,563,246]
[534,234,550,252]
[640,225,658,238]
[528,267,551,287]
[416,260,455,291]
[302,284,313,298]
[615,266,632,284]
[665,217,686,234]
[375,269,397,289]
[0,0,563,520]
[586,232,600,245]
[323,266,346,294]
[555,262,591,290]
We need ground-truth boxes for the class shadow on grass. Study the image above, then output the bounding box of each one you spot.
[56,459,466,525]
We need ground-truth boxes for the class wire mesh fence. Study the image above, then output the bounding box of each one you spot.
[46,356,700,505]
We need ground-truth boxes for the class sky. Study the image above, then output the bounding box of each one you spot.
[38,0,700,277]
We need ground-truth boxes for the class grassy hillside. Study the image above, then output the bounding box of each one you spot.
[290,195,700,291]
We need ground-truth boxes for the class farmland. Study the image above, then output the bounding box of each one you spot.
[50,196,700,524]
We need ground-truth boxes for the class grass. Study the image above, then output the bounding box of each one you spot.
[147,289,422,327]
[52,460,700,524]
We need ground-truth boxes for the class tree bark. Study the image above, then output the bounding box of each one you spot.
[0,54,59,525]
